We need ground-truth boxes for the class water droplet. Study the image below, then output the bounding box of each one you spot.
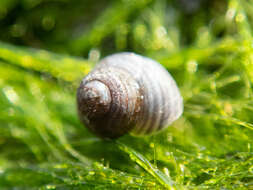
[236,13,245,23]
[187,60,198,73]
[3,86,19,104]
[46,185,56,189]
[89,171,95,175]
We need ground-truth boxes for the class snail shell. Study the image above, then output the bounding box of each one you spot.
[77,52,183,138]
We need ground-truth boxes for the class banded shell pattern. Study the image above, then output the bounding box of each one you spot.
[77,52,183,138]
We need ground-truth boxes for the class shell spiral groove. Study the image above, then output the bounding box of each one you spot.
[77,52,183,138]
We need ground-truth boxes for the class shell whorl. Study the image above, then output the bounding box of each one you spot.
[77,52,183,138]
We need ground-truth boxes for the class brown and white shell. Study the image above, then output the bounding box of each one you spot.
[77,52,183,138]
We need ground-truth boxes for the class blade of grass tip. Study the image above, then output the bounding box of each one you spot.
[116,141,180,189]
[157,37,239,69]
[62,143,92,166]
[32,108,92,165]
[236,0,253,39]
[206,113,253,130]
[0,41,92,82]
[222,116,253,130]
[55,128,93,165]
[69,0,153,55]
[186,112,253,130]
[51,123,93,165]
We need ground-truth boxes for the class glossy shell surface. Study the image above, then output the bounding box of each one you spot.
[77,52,183,138]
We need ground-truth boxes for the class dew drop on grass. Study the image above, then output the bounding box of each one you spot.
[88,171,95,175]
[3,86,19,104]
[45,185,56,189]
[149,143,155,148]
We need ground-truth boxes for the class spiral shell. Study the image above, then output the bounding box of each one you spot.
[77,52,183,138]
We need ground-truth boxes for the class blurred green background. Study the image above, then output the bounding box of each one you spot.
[0,0,253,189]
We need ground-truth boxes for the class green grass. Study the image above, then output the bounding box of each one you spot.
[0,0,253,189]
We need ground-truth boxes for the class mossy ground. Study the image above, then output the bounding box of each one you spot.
[0,0,252,189]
